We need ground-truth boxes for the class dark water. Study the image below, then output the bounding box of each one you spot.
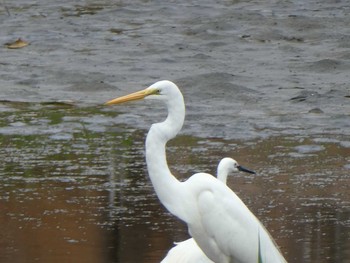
[0,103,349,263]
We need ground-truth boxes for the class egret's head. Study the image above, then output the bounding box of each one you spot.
[105,80,180,105]
[219,157,256,175]
[145,80,180,101]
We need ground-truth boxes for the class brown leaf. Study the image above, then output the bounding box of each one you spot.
[5,38,29,49]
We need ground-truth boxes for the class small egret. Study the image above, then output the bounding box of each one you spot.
[161,157,255,263]
[161,238,212,263]
[105,80,287,263]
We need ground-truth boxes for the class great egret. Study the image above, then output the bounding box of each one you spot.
[105,80,287,263]
[161,157,255,263]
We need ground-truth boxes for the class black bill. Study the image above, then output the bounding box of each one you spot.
[237,165,256,174]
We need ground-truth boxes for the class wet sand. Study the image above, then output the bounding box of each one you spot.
[1,1,350,263]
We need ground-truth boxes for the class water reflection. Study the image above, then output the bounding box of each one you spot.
[0,103,349,262]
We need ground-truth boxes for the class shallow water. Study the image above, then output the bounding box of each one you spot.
[1,0,350,262]
[0,103,349,263]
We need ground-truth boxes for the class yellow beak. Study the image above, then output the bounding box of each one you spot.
[105,88,155,105]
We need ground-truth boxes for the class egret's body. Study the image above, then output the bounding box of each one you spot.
[161,157,248,263]
[161,238,213,263]
[106,80,287,263]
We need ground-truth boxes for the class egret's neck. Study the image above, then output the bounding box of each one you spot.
[217,166,228,184]
[145,95,186,219]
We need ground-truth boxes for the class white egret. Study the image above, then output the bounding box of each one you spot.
[161,238,212,263]
[161,157,255,263]
[105,80,287,263]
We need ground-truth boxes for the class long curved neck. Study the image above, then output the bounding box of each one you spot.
[145,94,186,219]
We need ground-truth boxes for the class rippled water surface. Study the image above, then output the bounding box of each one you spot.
[1,0,350,262]
[0,103,349,263]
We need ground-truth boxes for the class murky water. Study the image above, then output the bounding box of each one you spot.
[1,0,350,262]
[0,103,349,263]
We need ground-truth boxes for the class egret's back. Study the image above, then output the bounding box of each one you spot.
[186,173,287,263]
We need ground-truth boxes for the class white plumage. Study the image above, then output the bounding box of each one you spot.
[162,157,249,263]
[106,81,287,263]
